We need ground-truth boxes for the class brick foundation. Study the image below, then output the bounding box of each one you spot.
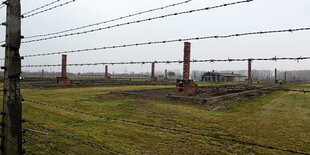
[56,77,75,85]
[176,80,198,94]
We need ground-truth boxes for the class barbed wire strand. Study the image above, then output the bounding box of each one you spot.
[22,0,76,19]
[22,0,63,16]
[3,27,308,60]
[21,0,253,43]
[24,99,310,155]
[21,56,310,68]
[23,0,194,39]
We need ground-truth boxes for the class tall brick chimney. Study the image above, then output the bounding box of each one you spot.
[105,65,108,77]
[284,71,287,83]
[56,54,74,84]
[183,42,191,80]
[61,55,67,78]
[176,42,197,94]
[150,63,157,82]
[164,69,169,80]
[41,69,44,79]
[247,59,252,87]
[104,65,111,80]
[151,63,155,79]
[275,68,278,84]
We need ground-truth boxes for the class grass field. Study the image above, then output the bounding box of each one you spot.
[1,82,309,154]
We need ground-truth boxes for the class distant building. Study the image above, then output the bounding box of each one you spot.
[201,71,246,82]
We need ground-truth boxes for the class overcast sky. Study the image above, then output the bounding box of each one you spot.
[0,0,310,74]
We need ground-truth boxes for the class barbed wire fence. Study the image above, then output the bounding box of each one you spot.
[19,56,310,83]
[21,0,69,17]
[0,0,251,44]
[21,0,76,19]
[1,0,23,154]
[22,0,194,39]
[1,27,308,60]
[20,0,253,43]
[1,0,310,154]
[20,56,310,68]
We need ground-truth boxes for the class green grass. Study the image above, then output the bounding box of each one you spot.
[0,83,309,154]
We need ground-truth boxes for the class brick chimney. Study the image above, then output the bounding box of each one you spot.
[150,63,157,82]
[183,42,191,80]
[176,42,197,94]
[275,68,278,84]
[105,65,108,77]
[247,59,252,87]
[61,55,67,78]
[151,63,155,79]
[164,69,169,80]
[104,65,111,80]
[56,55,74,84]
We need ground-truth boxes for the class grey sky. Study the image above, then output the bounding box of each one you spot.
[1,0,310,74]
